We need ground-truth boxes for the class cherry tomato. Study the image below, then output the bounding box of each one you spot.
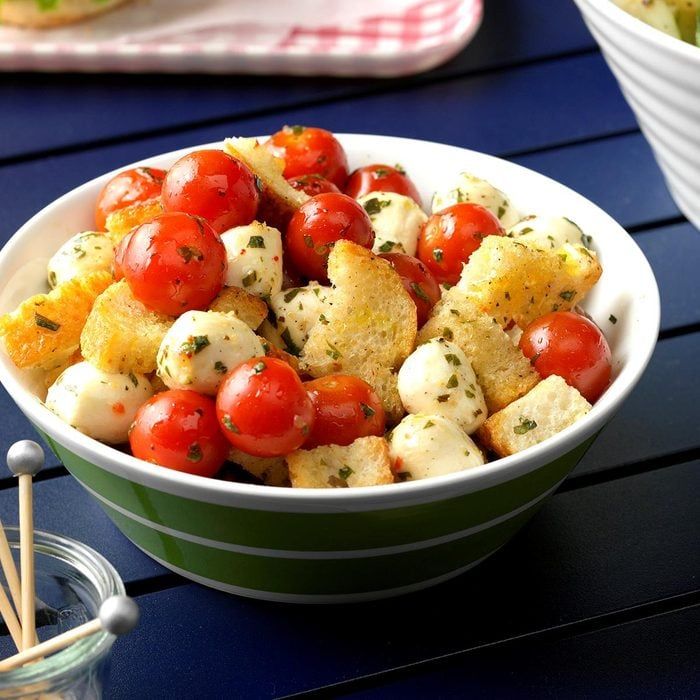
[216,357,314,457]
[304,375,385,449]
[129,390,229,477]
[266,126,349,188]
[121,212,226,315]
[519,311,612,403]
[285,192,374,283]
[95,167,166,231]
[161,149,259,234]
[379,252,440,326]
[345,164,421,206]
[287,173,340,197]
[417,203,505,285]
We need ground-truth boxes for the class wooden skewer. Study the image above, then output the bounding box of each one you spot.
[7,441,44,652]
[0,518,22,618]
[0,595,138,673]
[0,584,22,651]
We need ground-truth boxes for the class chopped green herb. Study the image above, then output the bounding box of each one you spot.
[181,335,210,355]
[363,198,391,216]
[35,313,60,332]
[128,372,139,388]
[519,227,533,235]
[186,443,203,463]
[446,374,459,389]
[410,282,430,303]
[394,163,406,174]
[396,471,412,482]
[283,288,300,303]
[338,466,354,480]
[609,314,617,324]
[253,361,266,374]
[214,361,228,374]
[221,414,240,433]
[514,416,537,435]
[325,341,342,360]
[254,175,264,193]
[444,353,461,366]
[559,290,576,302]
[373,168,390,178]
[442,328,454,341]
[424,420,435,429]
[176,245,203,263]
[47,270,57,288]
[378,240,395,253]
[318,313,329,325]
[304,235,314,249]
[289,125,305,135]
[497,205,506,219]
[437,394,450,403]
[73,245,86,259]
[464,389,475,399]
[242,270,257,288]
[248,235,265,249]
[360,403,375,418]
[432,248,444,263]
[449,309,460,316]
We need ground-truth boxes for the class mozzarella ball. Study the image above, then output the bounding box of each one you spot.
[507,215,587,250]
[221,221,283,299]
[389,413,484,481]
[431,173,519,228]
[397,338,487,434]
[157,311,264,395]
[268,283,331,353]
[47,231,115,288]
[45,361,153,444]
[356,191,427,256]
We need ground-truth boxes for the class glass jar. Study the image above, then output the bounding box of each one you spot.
[0,528,125,699]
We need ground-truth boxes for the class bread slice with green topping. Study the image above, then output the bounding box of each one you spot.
[301,240,417,423]
[457,236,602,329]
[475,374,591,457]
[287,436,394,488]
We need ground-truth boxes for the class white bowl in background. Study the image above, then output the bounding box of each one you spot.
[574,0,700,229]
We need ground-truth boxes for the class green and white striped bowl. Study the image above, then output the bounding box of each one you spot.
[0,135,659,602]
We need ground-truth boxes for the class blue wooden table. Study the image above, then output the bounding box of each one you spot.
[1,2,699,697]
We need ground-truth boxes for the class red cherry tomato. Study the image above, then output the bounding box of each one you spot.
[345,164,421,206]
[95,167,166,231]
[285,192,374,283]
[287,173,340,197]
[121,212,226,315]
[379,252,440,326]
[304,375,385,449]
[161,149,259,234]
[519,311,612,403]
[266,126,349,188]
[129,390,229,477]
[216,357,314,457]
[417,203,505,285]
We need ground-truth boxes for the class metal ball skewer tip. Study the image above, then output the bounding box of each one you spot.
[99,596,139,636]
[6,441,44,477]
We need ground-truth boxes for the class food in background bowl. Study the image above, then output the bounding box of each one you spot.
[0,0,131,28]
[612,0,699,45]
[0,134,659,601]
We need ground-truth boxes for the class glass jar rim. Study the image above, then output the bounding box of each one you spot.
[0,527,125,690]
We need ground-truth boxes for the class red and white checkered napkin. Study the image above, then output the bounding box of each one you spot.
[0,0,483,76]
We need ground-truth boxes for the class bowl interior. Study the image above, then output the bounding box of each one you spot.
[0,134,660,502]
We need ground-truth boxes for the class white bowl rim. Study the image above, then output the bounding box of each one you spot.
[575,0,700,62]
[0,133,660,512]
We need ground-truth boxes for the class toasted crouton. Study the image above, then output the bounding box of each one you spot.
[224,137,309,230]
[287,436,394,488]
[228,448,289,487]
[0,271,112,370]
[207,286,267,330]
[301,240,417,423]
[476,375,592,457]
[105,198,164,242]
[80,280,173,374]
[417,287,539,413]
[457,237,602,328]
